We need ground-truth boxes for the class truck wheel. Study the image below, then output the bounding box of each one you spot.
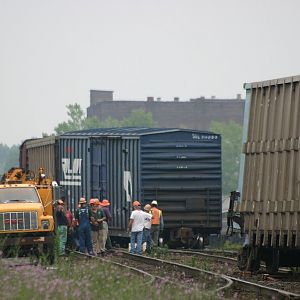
[47,245,55,265]
[42,244,55,265]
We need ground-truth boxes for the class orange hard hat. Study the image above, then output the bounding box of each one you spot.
[89,198,96,205]
[132,201,141,207]
[94,198,100,205]
[101,199,110,206]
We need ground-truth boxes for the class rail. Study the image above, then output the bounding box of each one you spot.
[168,249,300,299]
[71,250,155,286]
[112,249,233,297]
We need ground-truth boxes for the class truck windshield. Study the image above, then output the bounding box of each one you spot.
[0,187,40,204]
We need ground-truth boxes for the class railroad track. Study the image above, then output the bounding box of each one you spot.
[182,248,292,273]
[69,250,155,286]
[0,256,38,268]
[111,250,231,294]
[2,250,299,299]
[193,248,238,258]
[167,249,300,299]
[71,249,300,298]
[72,250,232,298]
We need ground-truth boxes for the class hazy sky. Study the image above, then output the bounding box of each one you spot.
[1,0,300,146]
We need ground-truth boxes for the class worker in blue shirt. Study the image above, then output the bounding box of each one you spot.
[75,197,94,255]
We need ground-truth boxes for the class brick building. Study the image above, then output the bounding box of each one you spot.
[87,90,245,130]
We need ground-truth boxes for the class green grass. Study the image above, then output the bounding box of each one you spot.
[0,254,219,300]
[221,241,242,251]
[187,257,210,270]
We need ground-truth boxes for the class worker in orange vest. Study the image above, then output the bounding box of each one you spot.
[150,200,164,247]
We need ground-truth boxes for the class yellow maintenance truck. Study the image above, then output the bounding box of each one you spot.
[0,167,57,262]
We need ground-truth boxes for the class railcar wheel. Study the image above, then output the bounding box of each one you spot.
[248,247,260,272]
[189,234,205,249]
[248,256,260,272]
[266,249,279,274]
[237,246,260,272]
[237,247,248,271]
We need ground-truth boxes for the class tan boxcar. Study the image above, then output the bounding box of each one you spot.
[237,75,300,273]
[20,137,57,180]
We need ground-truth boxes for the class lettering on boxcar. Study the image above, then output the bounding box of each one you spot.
[60,158,82,186]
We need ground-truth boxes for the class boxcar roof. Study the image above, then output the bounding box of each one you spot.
[61,127,214,137]
[244,74,300,89]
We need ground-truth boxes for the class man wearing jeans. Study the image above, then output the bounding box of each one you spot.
[143,204,153,253]
[128,201,144,255]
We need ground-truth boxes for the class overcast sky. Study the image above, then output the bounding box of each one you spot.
[1,0,300,146]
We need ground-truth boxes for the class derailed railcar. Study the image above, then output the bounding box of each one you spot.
[20,128,222,244]
[237,75,300,272]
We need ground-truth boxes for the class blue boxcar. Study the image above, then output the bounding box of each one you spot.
[21,128,222,244]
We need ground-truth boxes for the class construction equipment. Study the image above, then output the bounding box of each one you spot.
[0,167,58,263]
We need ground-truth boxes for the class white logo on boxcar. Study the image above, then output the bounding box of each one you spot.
[60,158,82,186]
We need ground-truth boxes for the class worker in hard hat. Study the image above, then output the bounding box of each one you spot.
[100,199,113,252]
[75,197,94,255]
[94,198,107,254]
[127,201,144,255]
[90,198,106,255]
[143,204,153,253]
[64,200,75,250]
[55,199,68,256]
[150,200,164,247]
[38,167,47,185]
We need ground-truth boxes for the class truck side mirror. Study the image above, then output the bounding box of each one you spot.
[52,185,61,203]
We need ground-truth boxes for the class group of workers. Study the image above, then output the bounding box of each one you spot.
[54,197,112,256]
[55,197,163,257]
[128,200,164,255]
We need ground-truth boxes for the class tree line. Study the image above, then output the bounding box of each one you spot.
[1,103,242,196]
[53,103,158,134]
[0,144,19,175]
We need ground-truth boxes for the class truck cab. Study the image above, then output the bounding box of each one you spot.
[0,168,56,262]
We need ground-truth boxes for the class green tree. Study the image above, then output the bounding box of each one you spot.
[209,121,243,196]
[121,108,158,127]
[3,145,19,171]
[0,143,10,174]
[54,103,102,134]
[54,104,158,135]
[99,116,122,128]
[82,116,104,129]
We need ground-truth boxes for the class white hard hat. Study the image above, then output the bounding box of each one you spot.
[151,200,158,205]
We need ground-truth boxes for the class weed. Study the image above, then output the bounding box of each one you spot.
[150,244,169,259]
[190,255,197,267]
[222,240,241,251]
